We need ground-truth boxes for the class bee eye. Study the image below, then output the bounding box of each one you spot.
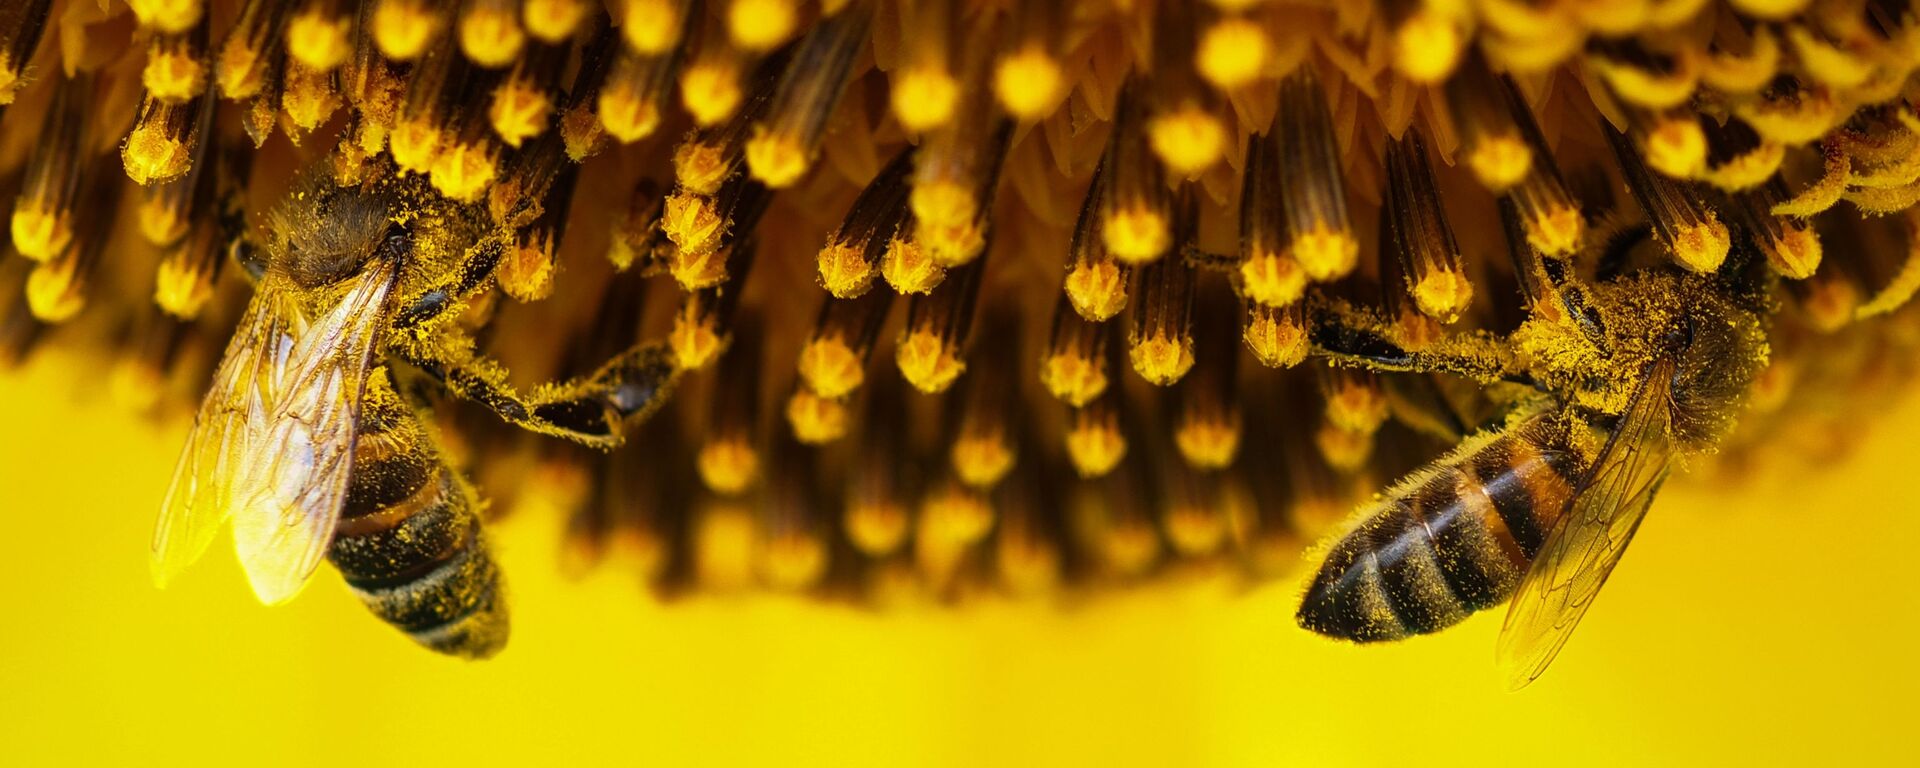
[377,226,412,263]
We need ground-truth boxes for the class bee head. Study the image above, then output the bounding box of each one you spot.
[268,177,412,288]
[1666,281,1769,448]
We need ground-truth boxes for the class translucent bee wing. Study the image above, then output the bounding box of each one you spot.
[152,282,295,588]
[232,261,399,604]
[1496,358,1676,690]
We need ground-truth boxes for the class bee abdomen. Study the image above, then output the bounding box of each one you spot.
[328,464,509,659]
[1297,421,1581,643]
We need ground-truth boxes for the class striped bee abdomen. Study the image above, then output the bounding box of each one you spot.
[326,371,508,658]
[1297,416,1581,642]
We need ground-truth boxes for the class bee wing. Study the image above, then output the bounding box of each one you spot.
[1496,358,1676,690]
[152,283,294,588]
[154,262,398,605]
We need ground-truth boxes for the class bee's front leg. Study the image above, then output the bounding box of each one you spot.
[1304,295,1521,385]
[392,239,509,332]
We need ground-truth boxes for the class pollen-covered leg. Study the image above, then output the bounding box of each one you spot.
[401,340,681,448]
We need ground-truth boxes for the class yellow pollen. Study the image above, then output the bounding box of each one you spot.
[1644,119,1707,179]
[389,119,443,174]
[1130,336,1194,386]
[26,259,84,323]
[1326,383,1389,434]
[1467,136,1532,193]
[1703,142,1786,192]
[1316,422,1373,471]
[1392,10,1463,83]
[497,241,555,301]
[522,0,588,44]
[728,0,798,53]
[489,79,552,148]
[786,389,849,444]
[1244,307,1306,368]
[622,0,683,55]
[283,69,341,132]
[917,218,987,267]
[672,145,732,199]
[896,330,965,393]
[846,503,909,556]
[993,47,1064,121]
[744,128,811,187]
[373,0,442,61]
[1671,218,1732,273]
[911,180,975,229]
[1239,250,1306,307]
[697,439,759,494]
[1102,206,1171,265]
[891,66,961,133]
[1165,505,1227,556]
[154,255,213,318]
[10,206,71,262]
[216,38,264,98]
[598,86,661,143]
[922,488,993,544]
[798,336,866,399]
[1525,205,1583,256]
[1065,261,1128,321]
[1040,352,1107,407]
[816,242,874,298]
[1801,276,1856,333]
[561,103,604,161]
[1197,17,1269,90]
[1293,225,1359,281]
[286,11,352,72]
[1102,522,1160,575]
[137,199,189,247]
[669,307,725,370]
[1412,267,1474,322]
[459,7,526,68]
[1175,418,1240,470]
[681,62,744,127]
[1066,422,1126,478]
[122,126,190,186]
[0,55,20,105]
[662,191,724,260]
[142,50,205,104]
[1147,107,1227,178]
[428,141,498,202]
[1769,226,1822,280]
[952,435,1015,489]
[882,237,945,294]
[760,532,826,591]
[128,0,203,34]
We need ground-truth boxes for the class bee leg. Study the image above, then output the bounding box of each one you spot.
[1305,297,1523,385]
[399,342,681,448]
[392,239,510,331]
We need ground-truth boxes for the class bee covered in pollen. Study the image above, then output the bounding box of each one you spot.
[151,158,678,657]
[1296,208,1773,687]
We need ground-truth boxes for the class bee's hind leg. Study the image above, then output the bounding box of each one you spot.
[398,341,681,449]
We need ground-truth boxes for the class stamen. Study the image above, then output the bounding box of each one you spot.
[744,4,868,187]
[821,147,914,298]
[1276,68,1356,281]
[798,288,892,399]
[1383,128,1473,323]
[897,258,982,394]
[1040,291,1112,407]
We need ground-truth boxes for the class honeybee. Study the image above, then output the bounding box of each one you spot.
[1295,212,1772,688]
[150,158,678,657]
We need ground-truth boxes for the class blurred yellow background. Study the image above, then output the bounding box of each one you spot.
[1,349,1912,767]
